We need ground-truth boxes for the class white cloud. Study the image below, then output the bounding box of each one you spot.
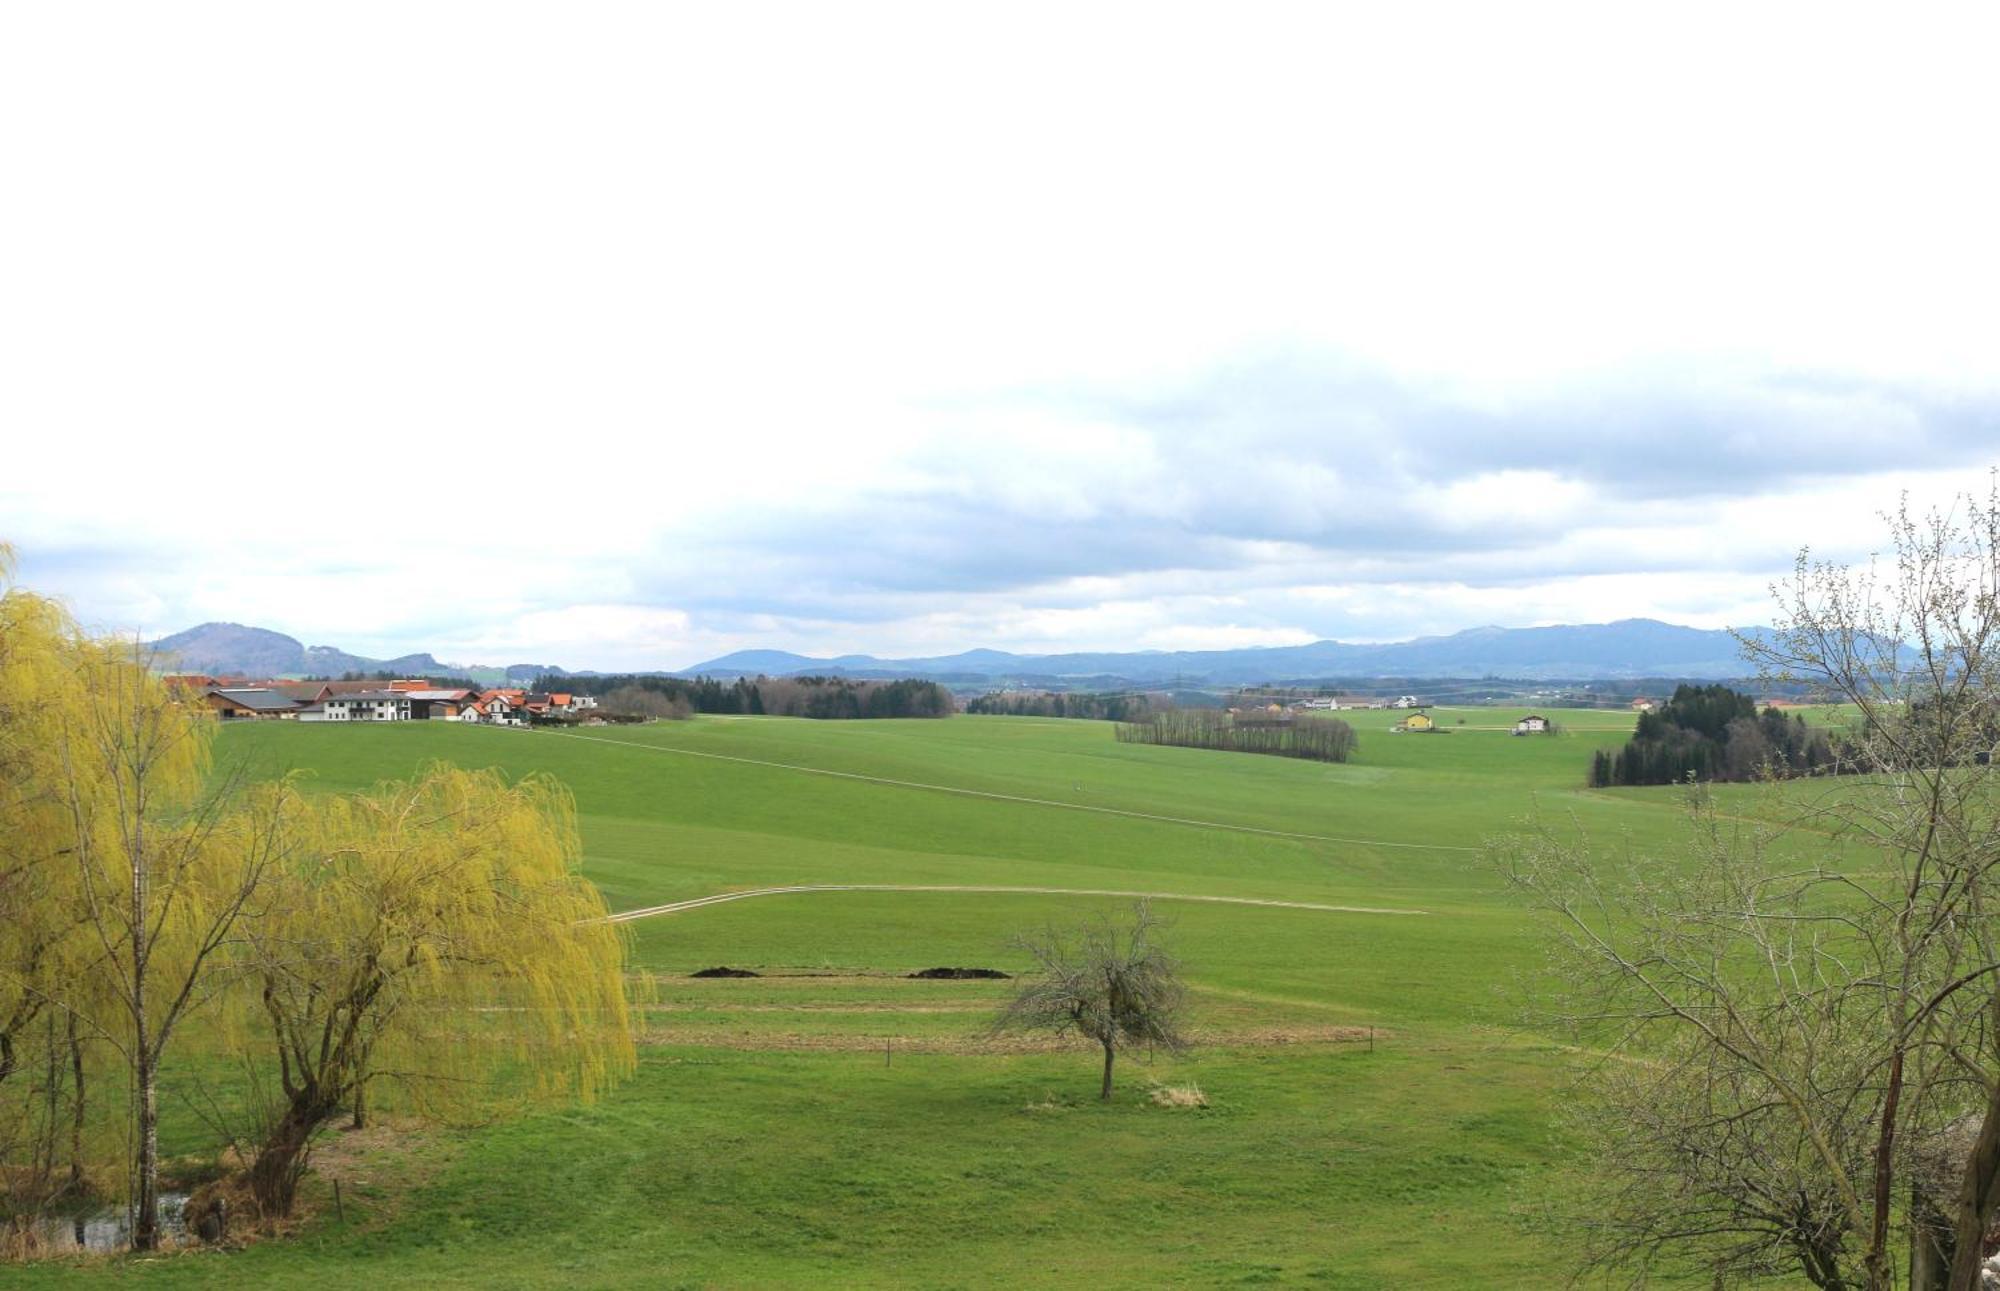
[4,3,2000,670]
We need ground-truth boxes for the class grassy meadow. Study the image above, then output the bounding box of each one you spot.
[4,707,1859,1288]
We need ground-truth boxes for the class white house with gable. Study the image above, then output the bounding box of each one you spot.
[321,691,414,721]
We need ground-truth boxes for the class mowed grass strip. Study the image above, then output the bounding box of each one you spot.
[10,1035,1566,1289]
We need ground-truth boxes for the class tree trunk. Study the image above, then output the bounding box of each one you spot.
[132,1043,159,1251]
[1946,1086,2000,1290]
[1866,1048,1907,1291]
[1801,1238,1852,1291]
[250,1096,333,1217]
[129,804,158,1253]
[1100,1041,1115,1101]
[67,1018,86,1194]
[1913,1182,1954,1291]
[349,1077,366,1130]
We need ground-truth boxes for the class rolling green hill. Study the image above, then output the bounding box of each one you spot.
[8,710,1844,1288]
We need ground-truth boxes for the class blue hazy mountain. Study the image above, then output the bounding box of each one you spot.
[683,619,1769,683]
[150,616,1773,685]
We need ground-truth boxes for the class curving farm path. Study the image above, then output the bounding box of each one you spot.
[607,883,1429,923]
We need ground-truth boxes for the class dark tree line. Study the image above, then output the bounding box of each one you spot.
[965,690,1157,721]
[1116,709,1356,763]
[314,669,487,689]
[1877,693,2000,771]
[1590,684,1834,786]
[536,673,953,720]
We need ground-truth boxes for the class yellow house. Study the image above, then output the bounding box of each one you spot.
[1396,710,1435,732]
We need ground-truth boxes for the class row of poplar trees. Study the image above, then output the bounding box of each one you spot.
[0,548,635,1251]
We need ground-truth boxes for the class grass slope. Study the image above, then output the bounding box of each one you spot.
[4,709,1846,1288]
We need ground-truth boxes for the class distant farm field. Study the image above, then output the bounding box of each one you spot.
[5,709,1854,1288]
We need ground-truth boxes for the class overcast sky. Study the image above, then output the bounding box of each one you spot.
[4,4,1997,670]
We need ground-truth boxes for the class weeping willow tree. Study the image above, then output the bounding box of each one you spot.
[0,549,280,1250]
[3,547,636,1249]
[0,552,85,1095]
[233,764,635,1217]
[0,554,117,1241]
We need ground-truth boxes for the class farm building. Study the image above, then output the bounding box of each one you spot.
[1630,697,1657,712]
[398,688,480,718]
[1393,710,1436,733]
[202,687,302,720]
[1512,714,1550,735]
[266,681,334,704]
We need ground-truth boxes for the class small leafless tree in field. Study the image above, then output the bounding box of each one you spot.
[1500,480,2000,1291]
[992,902,1190,1101]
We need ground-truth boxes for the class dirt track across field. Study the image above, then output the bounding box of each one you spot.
[607,883,1428,924]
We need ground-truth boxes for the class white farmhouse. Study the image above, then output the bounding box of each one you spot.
[321,691,415,721]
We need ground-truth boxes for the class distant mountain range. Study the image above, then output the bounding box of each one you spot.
[144,623,486,681]
[677,619,1770,684]
[146,617,1771,687]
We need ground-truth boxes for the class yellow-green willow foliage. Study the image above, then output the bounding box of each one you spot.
[0,567,92,1073]
[50,631,281,1251]
[0,567,116,1230]
[1,558,247,1246]
[240,763,634,1215]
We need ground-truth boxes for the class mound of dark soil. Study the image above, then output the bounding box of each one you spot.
[908,967,1011,980]
[690,966,760,978]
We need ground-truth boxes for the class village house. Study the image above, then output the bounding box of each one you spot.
[176,673,596,728]
[311,690,416,721]
[1393,709,1436,733]
[463,689,529,726]
[1513,714,1550,735]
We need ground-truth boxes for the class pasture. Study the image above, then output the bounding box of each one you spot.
[3,707,1854,1287]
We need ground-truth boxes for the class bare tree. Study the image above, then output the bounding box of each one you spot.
[1499,801,1885,1288]
[992,902,1190,1100]
[1501,482,2000,1290]
[53,646,286,1251]
[600,685,691,720]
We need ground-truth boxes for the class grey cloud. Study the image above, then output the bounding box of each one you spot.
[618,352,1992,625]
[1093,354,2000,502]
[17,350,1995,659]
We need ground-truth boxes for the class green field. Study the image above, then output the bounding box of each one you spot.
[4,708,1849,1288]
